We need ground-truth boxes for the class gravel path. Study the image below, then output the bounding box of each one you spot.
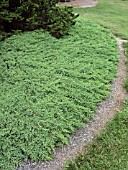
[17,38,127,170]
[58,0,97,8]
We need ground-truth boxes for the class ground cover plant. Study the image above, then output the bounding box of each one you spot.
[64,100,128,170]
[0,18,119,170]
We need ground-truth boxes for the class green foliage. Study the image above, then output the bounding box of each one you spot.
[64,100,128,170]
[125,79,128,92]
[46,6,77,38]
[0,0,77,38]
[0,18,119,170]
[123,42,128,92]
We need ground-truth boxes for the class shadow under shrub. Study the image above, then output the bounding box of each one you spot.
[0,0,78,38]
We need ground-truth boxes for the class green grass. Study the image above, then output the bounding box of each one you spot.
[73,0,128,39]
[123,42,128,91]
[64,100,128,170]
[0,18,119,170]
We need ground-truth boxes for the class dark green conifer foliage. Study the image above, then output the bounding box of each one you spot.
[0,0,78,38]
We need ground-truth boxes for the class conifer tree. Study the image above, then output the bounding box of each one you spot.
[0,0,78,38]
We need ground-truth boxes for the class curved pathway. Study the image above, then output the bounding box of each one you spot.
[17,1,128,170]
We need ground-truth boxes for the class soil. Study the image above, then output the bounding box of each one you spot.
[17,1,128,170]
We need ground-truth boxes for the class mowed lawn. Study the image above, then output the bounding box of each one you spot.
[0,18,119,170]
[74,0,128,39]
[64,0,128,169]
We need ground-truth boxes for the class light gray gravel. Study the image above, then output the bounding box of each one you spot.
[58,0,97,8]
[17,37,128,170]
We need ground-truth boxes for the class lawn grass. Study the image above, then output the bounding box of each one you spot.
[64,0,128,169]
[73,0,128,39]
[0,18,119,170]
